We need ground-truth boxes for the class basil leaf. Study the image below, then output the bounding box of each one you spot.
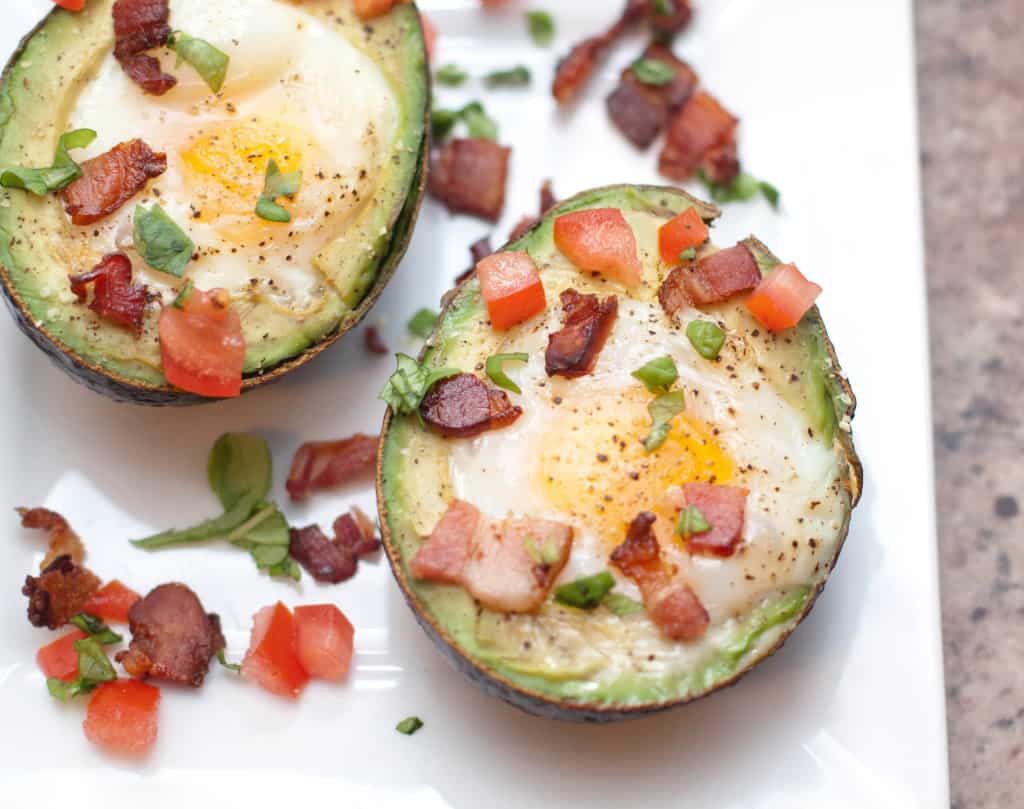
[642,389,687,452]
[435,63,468,87]
[169,31,229,93]
[74,637,117,684]
[631,58,675,86]
[171,279,194,309]
[255,158,302,223]
[523,536,560,566]
[267,557,302,581]
[484,65,531,88]
[697,169,780,209]
[0,129,96,195]
[759,181,781,209]
[133,204,194,277]
[485,352,528,395]
[379,353,460,416]
[431,108,461,140]
[461,102,498,141]
[686,320,725,359]
[132,490,260,548]
[208,433,273,510]
[631,356,678,394]
[216,648,241,673]
[679,247,696,261]
[396,716,424,735]
[526,10,555,46]
[676,505,710,538]
[603,592,644,616]
[406,308,439,338]
[228,502,298,577]
[554,571,616,609]
[70,613,122,645]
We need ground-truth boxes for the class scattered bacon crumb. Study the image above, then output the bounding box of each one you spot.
[658,90,738,181]
[69,253,148,332]
[545,289,619,378]
[61,139,167,226]
[454,236,494,287]
[659,243,761,313]
[289,506,380,584]
[606,44,697,149]
[700,136,740,186]
[364,325,389,355]
[17,506,86,569]
[286,434,378,501]
[22,555,101,630]
[420,373,523,438]
[429,138,511,222]
[508,179,559,242]
[334,511,380,558]
[112,0,176,95]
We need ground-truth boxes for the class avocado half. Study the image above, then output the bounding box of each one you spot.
[378,185,862,722]
[0,1,429,405]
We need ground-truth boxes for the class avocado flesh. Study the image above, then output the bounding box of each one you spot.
[379,185,861,718]
[0,0,428,400]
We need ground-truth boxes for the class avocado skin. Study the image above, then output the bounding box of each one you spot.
[0,3,430,405]
[377,184,862,721]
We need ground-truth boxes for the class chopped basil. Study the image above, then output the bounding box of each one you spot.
[0,128,96,196]
[653,0,675,13]
[485,352,529,395]
[555,571,616,609]
[379,353,460,416]
[396,716,424,735]
[631,58,675,86]
[431,108,462,140]
[526,10,555,46]
[679,247,696,261]
[171,279,194,309]
[407,308,439,338]
[484,65,531,88]
[642,389,687,452]
[69,613,122,645]
[47,637,117,701]
[435,63,468,86]
[631,356,678,394]
[524,536,560,566]
[676,505,710,538]
[133,203,194,277]
[686,320,725,359]
[603,592,644,616]
[169,31,229,93]
[431,102,499,142]
[228,502,297,577]
[697,169,780,210]
[255,158,302,223]
[216,648,241,673]
[208,432,273,510]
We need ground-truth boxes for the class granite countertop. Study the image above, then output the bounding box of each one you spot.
[916,2,1023,806]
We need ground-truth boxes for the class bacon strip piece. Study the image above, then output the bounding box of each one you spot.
[117,583,224,687]
[289,507,379,584]
[22,555,101,630]
[69,253,148,332]
[334,508,381,558]
[411,499,574,613]
[668,482,748,557]
[545,289,619,378]
[429,138,511,222]
[658,91,738,181]
[61,139,167,226]
[286,434,378,501]
[112,0,177,95]
[364,325,388,355]
[17,507,86,569]
[659,244,761,313]
[420,373,523,438]
[611,513,709,641]
[700,136,740,186]
[606,44,698,149]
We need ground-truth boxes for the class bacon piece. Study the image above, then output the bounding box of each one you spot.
[700,136,740,186]
[671,482,748,557]
[17,507,86,569]
[659,91,738,181]
[119,54,178,95]
[606,44,698,149]
[659,244,761,313]
[420,373,522,438]
[289,524,357,584]
[112,0,176,95]
[429,138,511,222]
[611,512,709,641]
[68,253,148,332]
[508,179,559,242]
[333,511,380,558]
[364,325,389,355]
[454,236,495,286]
[286,434,378,501]
[61,139,167,226]
[116,583,224,687]
[545,289,619,378]
[22,555,101,630]
[411,499,574,613]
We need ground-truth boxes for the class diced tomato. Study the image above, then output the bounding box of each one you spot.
[354,0,404,20]
[745,263,822,332]
[553,209,643,288]
[241,603,310,699]
[83,680,160,755]
[294,605,355,682]
[53,0,87,10]
[159,287,245,398]
[658,207,708,265]
[476,251,546,330]
[37,629,88,683]
[81,580,140,624]
[421,14,437,62]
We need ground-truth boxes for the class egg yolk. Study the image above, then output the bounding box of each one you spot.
[536,387,735,550]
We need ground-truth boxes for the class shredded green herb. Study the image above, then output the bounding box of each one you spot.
[697,169,780,209]
[642,389,687,452]
[133,203,194,277]
[679,247,696,261]
[526,10,555,46]
[216,648,241,673]
[631,58,675,86]
[631,356,678,394]
[676,505,710,538]
[46,637,117,702]
[554,571,616,609]
[435,63,468,86]
[0,129,96,195]
[69,613,122,646]
[169,31,229,93]
[255,158,302,223]
[407,308,439,338]
[396,716,424,735]
[431,101,499,142]
[686,320,726,360]
[485,352,529,394]
[603,592,645,616]
[171,279,194,309]
[484,65,531,88]
[379,354,460,416]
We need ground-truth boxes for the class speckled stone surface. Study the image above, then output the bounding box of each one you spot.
[916,2,1024,806]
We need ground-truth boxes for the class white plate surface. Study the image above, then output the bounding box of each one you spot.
[0,1,947,807]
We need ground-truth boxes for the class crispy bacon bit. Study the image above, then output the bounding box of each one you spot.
[607,44,698,149]
[17,507,85,569]
[116,583,224,687]
[429,138,511,222]
[700,136,740,186]
[659,244,761,314]
[364,325,389,355]
[68,253,148,332]
[659,90,738,181]
[334,511,381,558]
[611,513,709,641]
[420,373,523,438]
[286,434,378,501]
[671,482,748,557]
[545,289,619,378]
[289,525,357,584]
[23,556,101,630]
[112,0,176,95]
[61,139,167,226]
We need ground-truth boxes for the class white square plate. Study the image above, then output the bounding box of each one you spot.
[0,1,948,807]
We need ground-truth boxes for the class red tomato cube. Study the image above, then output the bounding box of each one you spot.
[83,680,160,755]
[241,603,310,699]
[294,605,355,682]
[159,287,245,398]
[37,629,88,682]
[745,263,822,332]
[82,580,140,624]
[658,207,709,265]
[553,209,643,287]
[476,251,546,330]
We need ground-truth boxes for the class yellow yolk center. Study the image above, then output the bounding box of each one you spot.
[536,387,735,549]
